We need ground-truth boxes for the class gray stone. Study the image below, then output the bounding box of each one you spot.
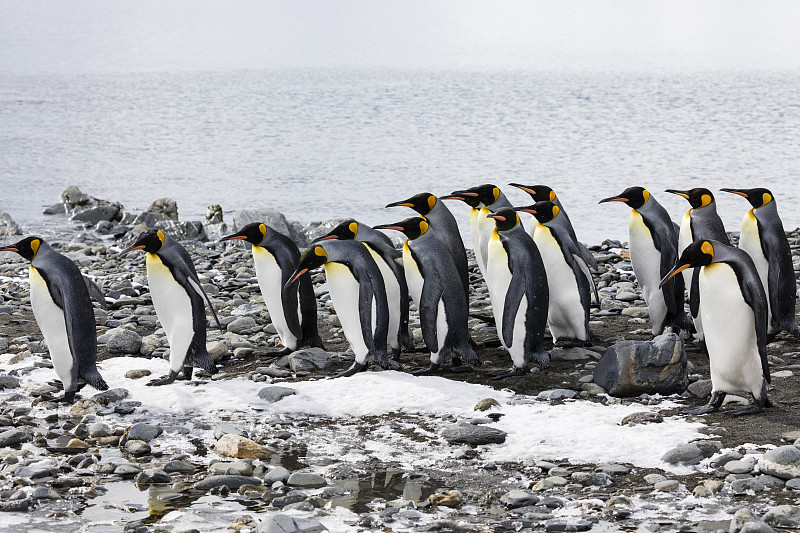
[213,423,248,440]
[264,466,292,484]
[0,428,32,446]
[661,441,723,465]
[125,440,152,457]
[288,348,333,372]
[537,389,578,400]
[114,464,143,477]
[127,423,162,442]
[620,411,663,426]
[0,376,20,390]
[257,514,328,533]
[474,398,501,411]
[209,461,253,477]
[597,464,630,475]
[207,340,228,361]
[70,204,121,225]
[544,519,592,532]
[163,460,196,474]
[725,459,755,474]
[106,329,143,354]
[593,333,687,396]
[92,388,129,404]
[147,198,179,221]
[500,489,539,508]
[571,472,612,487]
[730,508,775,533]
[31,487,60,500]
[154,220,205,242]
[730,478,765,494]
[287,472,327,488]
[441,424,507,445]
[295,219,348,248]
[654,480,679,491]
[88,422,112,438]
[758,445,800,479]
[258,386,297,403]
[688,379,713,398]
[0,210,22,236]
[763,505,800,528]
[232,209,296,241]
[139,335,164,357]
[194,475,262,492]
[228,316,257,334]
[644,474,666,485]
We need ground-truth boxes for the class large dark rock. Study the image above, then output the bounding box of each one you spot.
[154,220,205,241]
[593,333,687,396]
[288,348,333,373]
[441,424,507,445]
[194,475,262,492]
[147,198,179,221]
[57,185,123,224]
[232,209,296,240]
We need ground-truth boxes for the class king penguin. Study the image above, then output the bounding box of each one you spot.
[509,183,598,271]
[313,219,413,357]
[286,239,390,377]
[220,222,323,354]
[721,187,800,339]
[599,187,692,335]
[515,202,592,346]
[374,217,478,373]
[122,230,221,385]
[1,237,108,402]
[484,208,550,378]
[661,240,771,415]
[666,188,730,347]
[386,192,469,302]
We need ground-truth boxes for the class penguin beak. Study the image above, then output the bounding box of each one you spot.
[118,244,145,256]
[385,200,414,209]
[219,234,248,242]
[598,195,628,204]
[372,223,405,232]
[0,246,18,253]
[508,183,535,194]
[486,213,506,221]
[513,206,537,215]
[439,194,465,201]
[665,189,690,199]
[285,268,309,289]
[311,234,339,244]
[659,264,691,289]
[720,188,748,198]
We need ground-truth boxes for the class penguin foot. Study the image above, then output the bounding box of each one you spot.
[274,347,294,356]
[684,391,725,415]
[333,362,367,378]
[728,395,769,416]
[41,391,77,403]
[410,363,442,375]
[488,367,526,380]
[390,347,402,362]
[47,380,64,390]
[179,367,193,381]
[147,370,179,387]
[448,365,473,373]
[384,359,402,371]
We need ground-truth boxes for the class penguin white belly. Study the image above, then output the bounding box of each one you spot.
[366,245,401,350]
[324,262,370,362]
[534,226,585,341]
[29,267,74,388]
[403,243,424,306]
[147,253,194,373]
[486,236,511,350]
[629,211,667,334]
[430,299,448,364]
[700,264,765,396]
[252,245,299,350]
[739,211,772,330]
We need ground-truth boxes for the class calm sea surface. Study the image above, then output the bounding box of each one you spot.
[2,69,800,244]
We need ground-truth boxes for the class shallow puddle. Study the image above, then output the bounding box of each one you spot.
[331,469,440,513]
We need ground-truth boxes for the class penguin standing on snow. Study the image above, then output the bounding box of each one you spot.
[1,237,108,402]
[313,219,413,357]
[386,192,469,302]
[515,202,592,346]
[220,223,323,354]
[720,187,800,339]
[484,208,550,379]
[666,188,730,347]
[599,187,692,335]
[509,183,598,270]
[122,230,221,385]
[286,240,390,377]
[374,217,478,373]
[661,240,771,415]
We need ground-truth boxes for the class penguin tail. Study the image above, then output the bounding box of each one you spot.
[84,370,109,391]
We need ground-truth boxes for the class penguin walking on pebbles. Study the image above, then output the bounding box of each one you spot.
[1,237,108,402]
[122,230,221,385]
[515,202,592,346]
[484,208,550,379]
[374,217,478,373]
[220,223,323,354]
[313,219,413,357]
[286,239,390,377]
[599,187,692,335]
[666,188,730,347]
[661,240,771,415]
[720,187,800,339]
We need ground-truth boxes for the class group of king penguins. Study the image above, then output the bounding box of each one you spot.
[1,184,795,417]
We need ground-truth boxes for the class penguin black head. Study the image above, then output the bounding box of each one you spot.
[665,188,715,209]
[373,217,430,240]
[599,187,650,209]
[514,201,561,224]
[0,236,44,261]
[286,245,329,288]
[486,207,520,232]
[386,193,437,216]
[509,183,557,203]
[219,222,268,245]
[312,219,359,243]
[122,229,165,254]
[459,184,501,207]
[720,187,774,209]
[440,192,482,209]
[659,240,716,288]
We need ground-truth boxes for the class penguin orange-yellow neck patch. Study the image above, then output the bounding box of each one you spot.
[700,194,712,207]
[348,222,359,235]
[30,239,40,257]
[427,196,436,210]
[701,241,715,260]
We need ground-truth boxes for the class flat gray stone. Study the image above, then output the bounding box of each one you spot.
[758,446,800,479]
[661,441,722,465]
[227,317,257,334]
[127,422,162,442]
[730,508,775,533]
[725,459,755,474]
[687,379,713,398]
[258,386,297,403]
[537,389,578,400]
[213,423,248,440]
[288,348,333,372]
[0,376,20,390]
[571,472,612,487]
[730,478,765,494]
[264,466,291,484]
[287,472,327,488]
[257,514,328,533]
[763,505,800,528]
[194,475,262,492]
[0,428,32,447]
[106,329,143,354]
[500,489,539,508]
[441,424,507,445]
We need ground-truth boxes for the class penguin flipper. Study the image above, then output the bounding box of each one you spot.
[83,275,107,310]
[501,274,525,349]
[739,264,770,384]
[418,278,443,356]
[689,269,700,319]
[185,275,223,330]
[578,243,598,271]
[573,253,599,305]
